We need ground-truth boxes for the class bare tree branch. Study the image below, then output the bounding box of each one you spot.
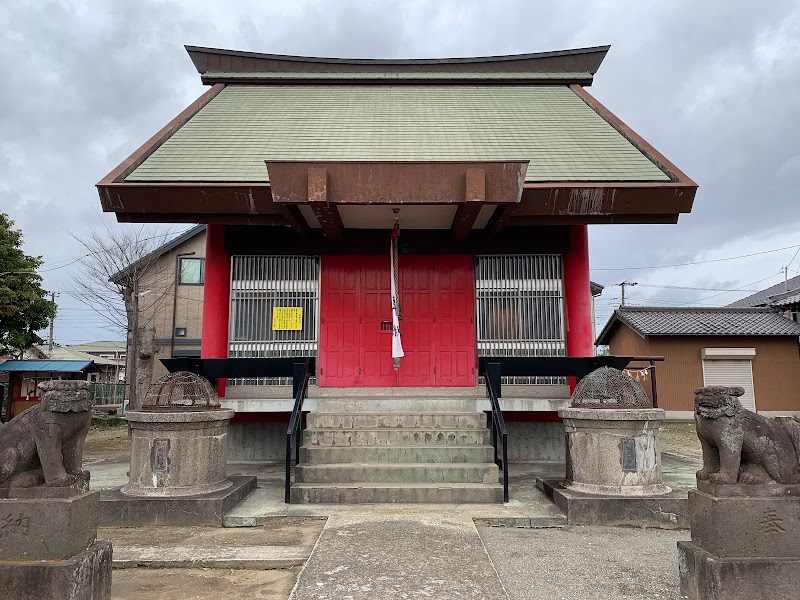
[69,221,180,408]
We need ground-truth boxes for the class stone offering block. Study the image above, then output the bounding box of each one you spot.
[0,541,112,600]
[688,490,800,559]
[679,540,800,600]
[0,491,99,560]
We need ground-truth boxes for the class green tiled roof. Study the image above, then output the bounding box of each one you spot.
[126,85,670,183]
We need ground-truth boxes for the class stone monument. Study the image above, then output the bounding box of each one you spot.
[0,380,112,600]
[558,367,670,496]
[679,385,800,599]
[122,371,235,497]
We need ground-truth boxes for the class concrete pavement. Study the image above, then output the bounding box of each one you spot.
[480,526,687,600]
[291,514,508,600]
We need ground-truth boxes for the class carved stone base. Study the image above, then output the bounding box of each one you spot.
[679,491,800,599]
[679,541,800,600]
[0,471,90,499]
[0,491,100,560]
[0,541,112,600]
[688,490,800,558]
[697,479,800,498]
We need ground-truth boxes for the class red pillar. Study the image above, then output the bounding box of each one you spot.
[563,224,594,391]
[201,223,231,396]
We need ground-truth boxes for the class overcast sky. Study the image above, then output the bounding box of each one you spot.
[2,0,799,344]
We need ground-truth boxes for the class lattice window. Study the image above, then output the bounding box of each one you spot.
[475,255,566,384]
[229,256,319,385]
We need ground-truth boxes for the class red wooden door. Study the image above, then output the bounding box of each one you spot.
[360,256,395,386]
[433,255,476,386]
[318,256,361,386]
[319,255,476,387]
[397,257,435,386]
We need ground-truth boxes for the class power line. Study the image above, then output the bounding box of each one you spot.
[632,283,764,293]
[786,245,800,271]
[37,227,195,274]
[592,244,800,271]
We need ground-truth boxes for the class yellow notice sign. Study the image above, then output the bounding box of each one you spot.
[272,306,303,331]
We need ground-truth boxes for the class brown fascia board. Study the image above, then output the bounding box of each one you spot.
[185,44,610,76]
[569,85,698,187]
[200,73,595,86]
[96,83,225,188]
[513,85,699,223]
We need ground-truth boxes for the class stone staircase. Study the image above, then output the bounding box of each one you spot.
[290,398,503,503]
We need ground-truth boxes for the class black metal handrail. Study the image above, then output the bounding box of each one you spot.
[483,361,509,503]
[285,358,314,503]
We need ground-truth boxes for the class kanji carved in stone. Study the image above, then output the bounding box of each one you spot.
[0,380,92,490]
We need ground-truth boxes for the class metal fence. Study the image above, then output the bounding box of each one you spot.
[229,256,320,385]
[87,382,125,406]
[475,255,566,384]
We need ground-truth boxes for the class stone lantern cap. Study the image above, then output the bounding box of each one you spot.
[571,366,651,409]
[141,371,221,411]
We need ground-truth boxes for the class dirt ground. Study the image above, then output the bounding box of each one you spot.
[112,567,300,600]
[83,426,130,463]
[99,518,326,548]
[660,421,702,460]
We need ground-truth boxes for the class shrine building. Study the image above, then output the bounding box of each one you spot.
[98,44,697,467]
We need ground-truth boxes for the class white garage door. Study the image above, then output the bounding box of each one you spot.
[702,359,756,411]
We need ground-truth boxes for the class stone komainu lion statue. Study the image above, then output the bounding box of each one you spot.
[0,380,92,489]
[695,386,800,486]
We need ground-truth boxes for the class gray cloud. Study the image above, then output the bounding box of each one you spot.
[2,0,798,341]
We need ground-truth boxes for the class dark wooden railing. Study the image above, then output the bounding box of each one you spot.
[286,359,314,503]
[482,361,509,502]
[477,355,664,406]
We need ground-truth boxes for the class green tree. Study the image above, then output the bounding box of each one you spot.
[0,212,57,357]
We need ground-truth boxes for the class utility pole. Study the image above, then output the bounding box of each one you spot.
[781,266,789,292]
[619,281,637,307]
[47,292,59,352]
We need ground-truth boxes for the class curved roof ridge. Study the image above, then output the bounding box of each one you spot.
[184,44,610,66]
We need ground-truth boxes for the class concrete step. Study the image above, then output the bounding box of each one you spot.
[313,398,479,413]
[112,544,313,569]
[300,445,495,464]
[303,428,490,447]
[295,463,500,484]
[307,412,487,430]
[289,482,504,504]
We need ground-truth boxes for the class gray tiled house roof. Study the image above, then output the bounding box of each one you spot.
[727,275,800,307]
[596,306,800,345]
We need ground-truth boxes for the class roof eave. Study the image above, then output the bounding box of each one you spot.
[185,44,610,73]
[199,73,595,86]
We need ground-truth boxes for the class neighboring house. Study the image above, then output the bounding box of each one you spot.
[0,359,99,420]
[596,306,800,418]
[26,345,122,383]
[113,225,206,385]
[64,341,127,380]
[728,274,800,322]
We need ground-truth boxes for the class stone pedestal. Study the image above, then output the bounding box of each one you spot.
[122,408,234,497]
[558,407,670,496]
[679,490,800,599]
[0,491,112,599]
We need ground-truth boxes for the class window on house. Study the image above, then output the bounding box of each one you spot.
[175,327,187,337]
[179,258,205,285]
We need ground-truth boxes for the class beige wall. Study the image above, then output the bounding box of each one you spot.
[608,325,800,412]
[138,229,206,380]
